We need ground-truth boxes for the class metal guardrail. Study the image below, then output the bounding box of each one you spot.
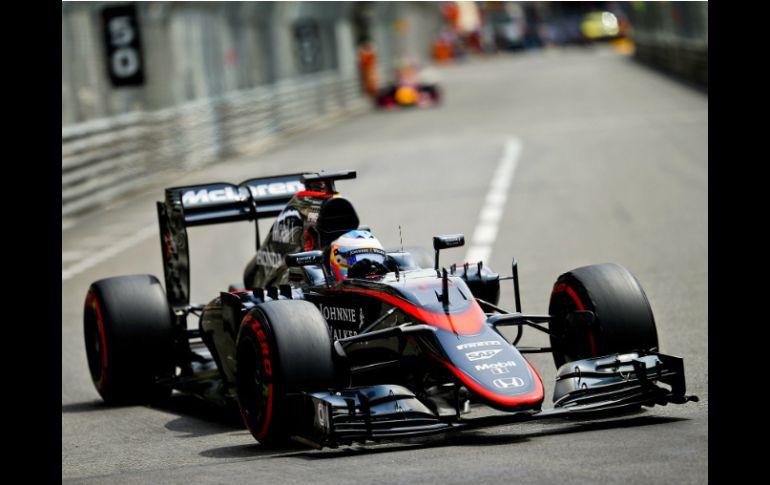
[62,72,368,217]
[633,38,707,87]
[627,2,707,88]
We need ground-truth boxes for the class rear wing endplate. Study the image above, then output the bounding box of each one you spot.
[157,173,305,308]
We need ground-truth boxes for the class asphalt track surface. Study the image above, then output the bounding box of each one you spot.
[62,47,708,484]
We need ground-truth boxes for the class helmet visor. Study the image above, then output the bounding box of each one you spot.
[335,248,385,268]
[334,247,386,273]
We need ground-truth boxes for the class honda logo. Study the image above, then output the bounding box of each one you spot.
[493,377,525,389]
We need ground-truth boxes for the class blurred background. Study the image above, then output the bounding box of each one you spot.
[62,3,707,482]
[62,1,707,217]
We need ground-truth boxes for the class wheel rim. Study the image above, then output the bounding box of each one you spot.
[550,282,597,365]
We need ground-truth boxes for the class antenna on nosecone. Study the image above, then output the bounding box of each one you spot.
[399,225,404,253]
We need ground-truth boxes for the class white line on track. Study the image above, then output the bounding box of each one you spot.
[61,224,157,281]
[464,137,522,264]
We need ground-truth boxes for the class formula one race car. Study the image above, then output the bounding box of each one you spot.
[375,83,440,109]
[83,170,697,448]
[375,64,440,109]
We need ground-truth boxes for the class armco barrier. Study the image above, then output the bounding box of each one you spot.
[62,72,368,217]
[634,40,707,87]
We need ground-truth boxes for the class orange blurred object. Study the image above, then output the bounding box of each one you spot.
[611,38,635,55]
[395,86,419,105]
[442,2,459,28]
[433,39,453,63]
[357,43,379,97]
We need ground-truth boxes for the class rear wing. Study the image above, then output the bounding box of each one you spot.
[158,173,305,308]
[169,173,306,226]
[157,170,356,308]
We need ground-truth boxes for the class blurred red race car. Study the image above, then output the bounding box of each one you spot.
[375,64,441,109]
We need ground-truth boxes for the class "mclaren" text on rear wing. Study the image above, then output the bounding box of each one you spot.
[168,174,305,226]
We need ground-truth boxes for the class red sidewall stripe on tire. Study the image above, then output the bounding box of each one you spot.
[240,315,274,441]
[85,291,109,393]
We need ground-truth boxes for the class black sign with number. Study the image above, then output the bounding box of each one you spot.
[293,19,323,73]
[102,5,145,87]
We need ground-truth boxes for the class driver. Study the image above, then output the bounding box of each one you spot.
[329,230,388,279]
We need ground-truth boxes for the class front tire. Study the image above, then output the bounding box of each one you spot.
[235,300,336,446]
[548,263,659,368]
[83,275,175,404]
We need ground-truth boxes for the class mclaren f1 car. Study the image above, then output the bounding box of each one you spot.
[83,170,698,448]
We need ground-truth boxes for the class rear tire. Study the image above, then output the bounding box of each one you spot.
[548,263,658,368]
[235,300,336,446]
[83,275,175,404]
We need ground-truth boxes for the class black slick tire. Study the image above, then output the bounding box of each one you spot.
[235,300,335,447]
[548,263,659,368]
[83,275,175,404]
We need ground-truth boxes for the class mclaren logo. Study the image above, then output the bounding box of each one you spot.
[493,377,525,389]
[181,180,304,207]
[182,186,242,206]
[465,349,501,361]
[249,181,304,198]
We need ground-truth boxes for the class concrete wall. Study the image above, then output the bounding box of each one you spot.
[61,2,359,125]
[61,2,445,217]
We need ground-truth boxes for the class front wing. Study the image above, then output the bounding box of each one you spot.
[292,351,698,448]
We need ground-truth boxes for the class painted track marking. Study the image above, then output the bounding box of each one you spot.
[464,138,522,263]
[61,224,157,281]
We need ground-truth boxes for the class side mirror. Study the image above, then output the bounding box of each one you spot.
[286,250,324,267]
[433,234,465,271]
[433,234,465,250]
